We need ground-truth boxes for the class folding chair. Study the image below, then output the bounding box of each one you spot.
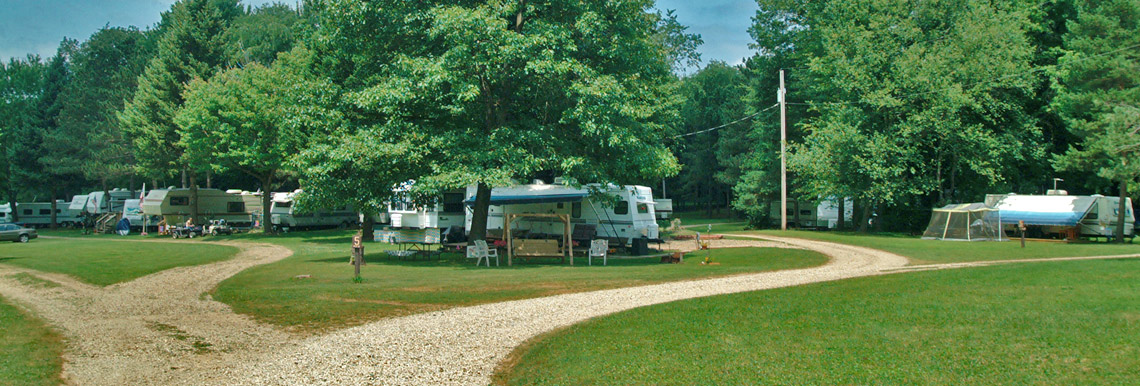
[589,239,608,266]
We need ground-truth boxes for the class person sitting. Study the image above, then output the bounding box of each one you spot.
[185,217,194,228]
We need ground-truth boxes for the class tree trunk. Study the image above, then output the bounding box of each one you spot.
[49,189,58,229]
[181,168,188,189]
[261,174,274,234]
[857,200,871,233]
[190,173,199,226]
[102,179,111,213]
[1116,179,1128,243]
[838,198,846,230]
[469,182,493,241]
[206,170,213,189]
[362,209,375,242]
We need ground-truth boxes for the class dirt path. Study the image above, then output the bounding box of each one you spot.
[0,240,295,386]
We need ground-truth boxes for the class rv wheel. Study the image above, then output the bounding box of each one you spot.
[18,234,29,243]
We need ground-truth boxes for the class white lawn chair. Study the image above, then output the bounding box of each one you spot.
[466,239,499,267]
[589,239,608,266]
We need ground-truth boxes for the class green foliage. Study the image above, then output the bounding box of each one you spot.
[0,237,238,286]
[0,55,46,209]
[496,259,1140,385]
[224,3,304,66]
[120,0,243,181]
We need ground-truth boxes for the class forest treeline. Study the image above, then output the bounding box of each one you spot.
[0,0,1136,233]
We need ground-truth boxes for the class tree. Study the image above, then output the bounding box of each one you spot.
[176,49,342,233]
[307,0,689,241]
[51,27,156,203]
[120,0,242,225]
[34,39,83,227]
[224,3,304,66]
[1053,0,1140,242]
[0,55,47,221]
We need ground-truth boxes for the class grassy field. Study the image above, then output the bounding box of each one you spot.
[0,297,63,386]
[212,230,828,333]
[495,258,1140,385]
[0,237,239,286]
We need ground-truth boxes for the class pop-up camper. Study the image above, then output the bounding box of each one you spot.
[990,194,1134,239]
[464,182,660,244]
[269,190,358,231]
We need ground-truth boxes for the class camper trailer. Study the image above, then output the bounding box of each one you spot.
[84,189,136,215]
[141,188,257,227]
[387,186,466,230]
[767,198,854,229]
[991,193,1135,239]
[1,200,83,228]
[121,199,162,230]
[269,190,358,231]
[464,182,660,244]
[655,198,674,220]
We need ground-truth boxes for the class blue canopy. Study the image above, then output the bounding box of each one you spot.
[465,193,587,206]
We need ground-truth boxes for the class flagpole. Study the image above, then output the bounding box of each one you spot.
[140,184,148,236]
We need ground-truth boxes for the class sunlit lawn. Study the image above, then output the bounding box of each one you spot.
[495,258,1140,385]
[0,236,239,286]
[212,230,828,333]
[0,297,63,386]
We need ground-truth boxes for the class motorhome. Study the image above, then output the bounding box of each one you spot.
[990,193,1135,239]
[1,200,83,228]
[464,182,661,243]
[141,188,257,227]
[767,198,854,229]
[269,190,359,231]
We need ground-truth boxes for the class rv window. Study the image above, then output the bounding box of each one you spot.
[557,203,564,209]
[637,203,649,214]
[170,196,189,206]
[443,193,464,213]
[40,209,52,215]
[228,202,245,213]
[276,201,292,208]
[0,212,6,218]
[614,201,629,215]
[572,202,582,218]
[23,209,32,215]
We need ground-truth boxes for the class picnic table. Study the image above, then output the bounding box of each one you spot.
[375,228,443,259]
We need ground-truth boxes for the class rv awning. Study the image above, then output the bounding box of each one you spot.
[465,193,588,206]
[995,195,1095,226]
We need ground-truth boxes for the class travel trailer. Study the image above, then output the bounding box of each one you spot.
[121,199,162,230]
[655,198,673,220]
[386,186,466,230]
[228,190,265,227]
[464,182,660,244]
[0,200,83,228]
[269,190,359,231]
[989,193,1135,239]
[141,188,257,227]
[767,198,854,229]
[84,189,136,215]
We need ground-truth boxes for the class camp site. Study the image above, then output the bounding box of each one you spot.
[1,0,1138,385]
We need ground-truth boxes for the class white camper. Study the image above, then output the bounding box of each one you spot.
[386,186,466,230]
[269,190,358,231]
[768,198,854,229]
[655,198,673,220]
[84,189,136,215]
[992,193,1134,239]
[141,188,257,227]
[464,182,660,243]
[2,200,83,227]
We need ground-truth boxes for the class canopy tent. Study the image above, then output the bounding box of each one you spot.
[464,192,587,206]
[922,203,1004,241]
[994,195,1096,226]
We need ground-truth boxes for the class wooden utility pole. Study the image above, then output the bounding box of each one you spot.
[779,69,788,231]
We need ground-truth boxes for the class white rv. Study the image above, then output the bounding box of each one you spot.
[768,198,854,229]
[464,182,660,243]
[1,200,83,227]
[141,188,257,227]
[655,198,673,220]
[991,193,1134,239]
[386,186,466,230]
[269,190,358,231]
[84,189,136,215]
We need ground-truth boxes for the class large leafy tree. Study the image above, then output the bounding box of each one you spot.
[0,56,46,220]
[1053,0,1140,242]
[306,0,688,240]
[120,0,243,187]
[224,3,304,66]
[176,49,343,233]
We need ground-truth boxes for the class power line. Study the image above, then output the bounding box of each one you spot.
[671,103,780,139]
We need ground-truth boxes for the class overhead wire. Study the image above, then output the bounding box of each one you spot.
[671,103,780,139]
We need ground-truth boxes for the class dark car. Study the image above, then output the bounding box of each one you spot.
[0,223,37,243]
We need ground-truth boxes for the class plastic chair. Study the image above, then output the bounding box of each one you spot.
[589,239,608,266]
[466,239,499,267]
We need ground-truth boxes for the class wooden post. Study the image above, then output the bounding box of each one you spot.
[564,214,572,266]
[1019,220,1026,248]
[506,214,513,266]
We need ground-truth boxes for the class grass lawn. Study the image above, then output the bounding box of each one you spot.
[729,230,1140,265]
[495,258,1140,385]
[0,297,63,386]
[212,230,828,333]
[0,237,239,286]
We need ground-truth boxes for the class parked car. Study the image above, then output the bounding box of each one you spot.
[0,223,37,243]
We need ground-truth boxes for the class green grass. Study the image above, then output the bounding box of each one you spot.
[495,258,1140,386]
[737,230,1140,264]
[212,230,828,333]
[0,237,239,286]
[0,297,63,386]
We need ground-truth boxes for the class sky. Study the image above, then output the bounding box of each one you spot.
[0,0,758,69]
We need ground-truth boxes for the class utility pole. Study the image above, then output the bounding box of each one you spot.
[779,69,788,231]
